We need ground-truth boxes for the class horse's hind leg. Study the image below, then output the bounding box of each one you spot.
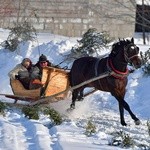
[118,101,127,126]
[77,88,84,101]
[70,89,79,109]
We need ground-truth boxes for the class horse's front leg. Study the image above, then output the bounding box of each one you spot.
[113,93,127,126]
[117,97,140,126]
[118,101,127,126]
[122,100,140,125]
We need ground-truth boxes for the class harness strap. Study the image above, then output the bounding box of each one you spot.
[94,58,104,89]
[94,59,101,76]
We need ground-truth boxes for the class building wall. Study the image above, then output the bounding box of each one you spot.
[0,0,136,39]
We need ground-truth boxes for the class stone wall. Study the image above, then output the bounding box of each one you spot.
[0,0,136,39]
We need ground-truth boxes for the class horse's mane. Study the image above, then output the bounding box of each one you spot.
[110,39,133,57]
[112,39,132,49]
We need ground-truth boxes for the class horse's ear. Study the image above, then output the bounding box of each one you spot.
[131,37,134,43]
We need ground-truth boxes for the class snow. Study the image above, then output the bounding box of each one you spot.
[0,28,150,150]
[136,0,150,5]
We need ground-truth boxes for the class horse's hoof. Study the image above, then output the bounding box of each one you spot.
[70,104,75,109]
[66,108,73,112]
[135,120,141,125]
[121,122,127,126]
[77,97,84,101]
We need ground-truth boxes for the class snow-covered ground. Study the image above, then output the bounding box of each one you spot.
[0,29,150,150]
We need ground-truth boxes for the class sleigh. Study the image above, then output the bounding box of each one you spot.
[1,67,70,104]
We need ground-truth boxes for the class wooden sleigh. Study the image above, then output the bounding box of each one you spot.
[2,67,70,104]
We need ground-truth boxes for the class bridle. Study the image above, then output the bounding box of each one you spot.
[124,43,139,64]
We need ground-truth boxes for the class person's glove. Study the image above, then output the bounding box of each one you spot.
[129,69,135,73]
[15,75,20,79]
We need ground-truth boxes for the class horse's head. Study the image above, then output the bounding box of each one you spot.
[124,38,142,69]
[110,38,142,69]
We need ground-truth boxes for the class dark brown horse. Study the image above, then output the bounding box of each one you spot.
[69,38,142,126]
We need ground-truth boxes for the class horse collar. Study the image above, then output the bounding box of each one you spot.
[107,59,129,79]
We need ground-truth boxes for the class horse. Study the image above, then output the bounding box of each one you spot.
[69,38,142,126]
